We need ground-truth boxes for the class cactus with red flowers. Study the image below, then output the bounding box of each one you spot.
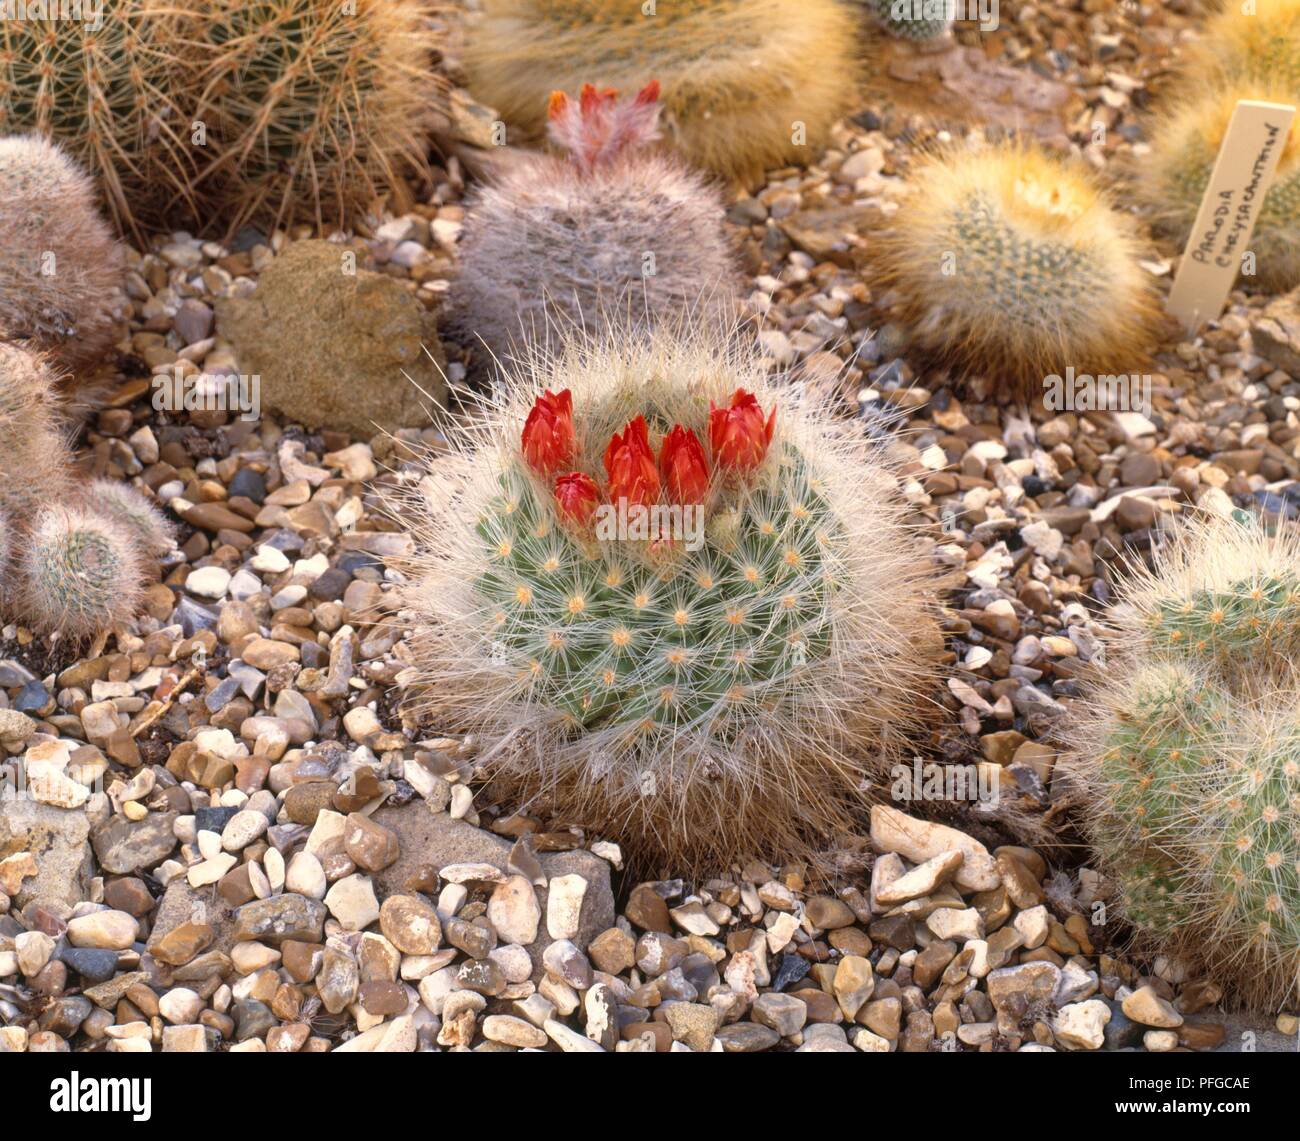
[453,81,735,364]
[394,324,946,873]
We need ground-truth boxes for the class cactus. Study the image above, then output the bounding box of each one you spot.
[875,143,1160,398]
[0,344,160,640]
[870,0,953,41]
[16,505,145,641]
[0,1,447,238]
[0,135,125,371]
[1068,516,1300,1011]
[1135,83,1300,293]
[1181,0,1300,93]
[454,82,734,363]
[463,0,859,181]
[394,321,945,874]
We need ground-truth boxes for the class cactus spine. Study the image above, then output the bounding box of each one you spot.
[875,143,1160,398]
[394,322,945,874]
[1068,516,1300,1011]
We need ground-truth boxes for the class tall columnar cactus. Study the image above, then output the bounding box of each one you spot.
[870,0,953,41]
[0,0,446,238]
[0,344,161,640]
[454,82,734,363]
[875,143,1160,398]
[0,135,125,371]
[1136,84,1300,293]
[394,323,946,873]
[1069,516,1300,1011]
[463,0,859,181]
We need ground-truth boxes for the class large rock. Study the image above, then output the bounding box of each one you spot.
[1253,289,1300,376]
[90,812,177,875]
[0,798,93,909]
[369,803,615,981]
[215,240,445,439]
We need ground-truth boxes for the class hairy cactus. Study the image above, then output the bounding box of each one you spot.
[0,344,161,640]
[17,505,145,641]
[870,0,953,41]
[463,0,858,181]
[0,1,446,238]
[0,135,124,370]
[1135,84,1300,293]
[1181,0,1300,92]
[875,143,1160,398]
[394,321,945,873]
[1068,516,1300,1011]
[454,82,734,363]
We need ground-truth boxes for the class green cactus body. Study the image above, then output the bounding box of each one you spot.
[1149,573,1300,658]
[872,0,953,40]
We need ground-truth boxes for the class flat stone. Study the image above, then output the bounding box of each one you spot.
[870,806,1000,891]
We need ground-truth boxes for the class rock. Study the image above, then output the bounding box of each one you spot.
[324,874,380,932]
[869,806,1001,891]
[1122,986,1184,1029]
[0,799,93,909]
[1253,289,1300,375]
[66,910,139,950]
[1054,999,1111,1050]
[874,849,964,904]
[90,812,178,875]
[716,1022,780,1052]
[482,1014,547,1048]
[343,813,400,872]
[284,851,327,899]
[753,992,807,1037]
[150,922,215,967]
[215,240,446,438]
[664,1002,720,1051]
[379,894,441,955]
[232,894,326,944]
[546,873,588,940]
[832,955,874,1020]
[987,962,1062,1010]
[368,803,614,980]
[926,907,984,942]
[487,875,541,946]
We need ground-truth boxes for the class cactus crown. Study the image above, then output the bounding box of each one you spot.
[546,80,661,172]
[1187,0,1300,90]
[1071,516,1300,1010]
[395,321,943,871]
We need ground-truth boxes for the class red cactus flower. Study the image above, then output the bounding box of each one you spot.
[709,388,776,472]
[521,389,576,477]
[546,80,662,172]
[554,472,600,526]
[603,416,660,508]
[660,424,709,505]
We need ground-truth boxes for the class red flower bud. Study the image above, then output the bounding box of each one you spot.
[554,472,600,526]
[659,424,709,505]
[603,416,660,508]
[521,389,576,477]
[708,388,776,472]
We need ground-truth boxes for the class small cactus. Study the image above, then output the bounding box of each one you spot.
[393,321,946,874]
[463,0,859,181]
[1136,84,1300,293]
[875,143,1160,398]
[454,82,734,362]
[0,135,124,371]
[17,505,145,641]
[870,0,953,41]
[0,343,77,521]
[1181,0,1300,93]
[1068,516,1300,1011]
[87,477,176,557]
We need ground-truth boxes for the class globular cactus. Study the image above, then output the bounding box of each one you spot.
[0,1,446,238]
[0,135,125,371]
[875,143,1160,398]
[17,505,145,642]
[454,82,734,363]
[0,344,160,640]
[394,321,946,874]
[1135,84,1300,293]
[1180,0,1300,93]
[870,0,953,41]
[463,0,859,181]
[1068,516,1300,1011]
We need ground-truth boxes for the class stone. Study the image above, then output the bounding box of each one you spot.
[482,1014,547,1048]
[0,800,93,909]
[753,992,807,1037]
[150,922,215,966]
[663,1002,720,1051]
[90,812,178,876]
[987,962,1062,1009]
[215,240,446,438]
[869,806,1000,891]
[874,850,964,904]
[1122,986,1184,1029]
[546,873,588,940]
[343,813,400,872]
[1054,999,1111,1050]
[325,874,381,932]
[379,894,442,955]
[66,910,138,950]
[284,851,327,899]
[716,1022,780,1052]
[158,987,204,1024]
[232,894,326,945]
[926,907,984,943]
[832,955,875,1020]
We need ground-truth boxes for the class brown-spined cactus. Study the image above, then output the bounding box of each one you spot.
[0,135,125,371]
[875,142,1161,398]
[453,82,735,363]
[463,0,859,182]
[1067,515,1300,1012]
[87,477,176,557]
[392,320,946,875]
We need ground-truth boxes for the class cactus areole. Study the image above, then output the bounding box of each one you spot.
[396,329,944,871]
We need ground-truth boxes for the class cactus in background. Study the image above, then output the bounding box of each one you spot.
[393,321,945,873]
[0,136,125,371]
[454,82,734,362]
[870,0,953,41]
[0,1,447,238]
[1068,516,1300,1011]
[0,344,162,640]
[463,0,858,181]
[17,506,145,641]
[1181,0,1300,93]
[875,143,1160,398]
[1135,84,1300,293]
